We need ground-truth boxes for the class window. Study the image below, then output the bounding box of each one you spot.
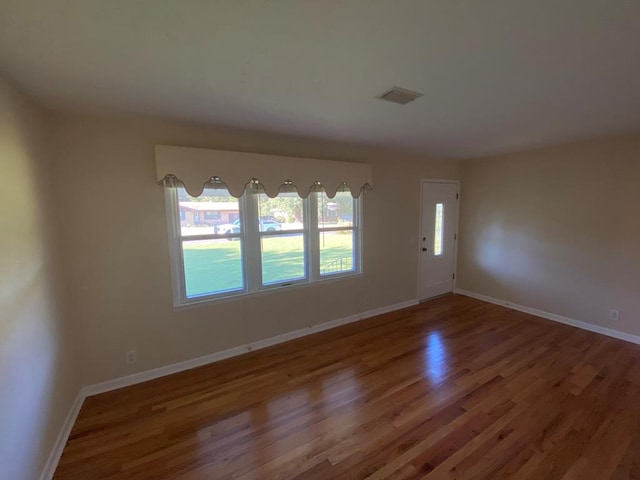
[165,183,361,306]
[177,187,243,299]
[203,211,220,220]
[433,203,444,256]
[318,191,356,275]
[257,192,306,285]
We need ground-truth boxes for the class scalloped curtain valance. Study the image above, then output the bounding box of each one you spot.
[155,145,373,198]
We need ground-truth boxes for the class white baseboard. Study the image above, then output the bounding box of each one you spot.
[40,299,418,480]
[41,298,418,479]
[41,292,638,479]
[82,299,418,397]
[39,391,85,480]
[454,289,640,345]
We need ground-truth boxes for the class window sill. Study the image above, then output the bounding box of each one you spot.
[172,271,363,312]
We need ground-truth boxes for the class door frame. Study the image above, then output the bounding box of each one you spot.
[417,178,461,302]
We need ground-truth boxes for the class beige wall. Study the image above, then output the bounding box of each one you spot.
[0,79,79,479]
[48,112,460,386]
[5,74,638,477]
[457,134,640,335]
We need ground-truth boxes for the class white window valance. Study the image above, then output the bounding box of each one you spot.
[155,145,372,198]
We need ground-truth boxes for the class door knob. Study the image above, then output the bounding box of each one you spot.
[422,248,427,252]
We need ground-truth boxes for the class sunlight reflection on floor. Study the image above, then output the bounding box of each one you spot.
[423,332,447,385]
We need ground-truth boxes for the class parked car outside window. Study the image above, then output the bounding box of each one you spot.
[215,218,282,234]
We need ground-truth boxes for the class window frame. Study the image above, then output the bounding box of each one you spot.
[164,186,362,308]
[315,192,360,278]
[254,191,309,289]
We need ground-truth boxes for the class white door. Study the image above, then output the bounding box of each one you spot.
[419,181,458,300]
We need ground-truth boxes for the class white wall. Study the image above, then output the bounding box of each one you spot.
[48,112,460,386]
[0,79,79,479]
[457,134,640,335]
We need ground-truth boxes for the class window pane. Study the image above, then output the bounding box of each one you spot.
[434,203,444,256]
[320,230,355,275]
[257,192,303,232]
[182,239,243,298]
[178,186,240,236]
[261,233,305,285]
[317,191,354,229]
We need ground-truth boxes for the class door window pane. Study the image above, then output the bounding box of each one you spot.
[182,239,243,298]
[257,192,302,232]
[178,186,240,236]
[317,191,354,228]
[434,203,444,256]
[320,230,354,275]
[261,233,306,284]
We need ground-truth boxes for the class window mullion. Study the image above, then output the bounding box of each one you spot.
[243,188,261,292]
[355,196,362,273]
[308,192,320,281]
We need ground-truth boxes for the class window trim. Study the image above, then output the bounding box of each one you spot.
[315,191,361,278]
[164,186,362,308]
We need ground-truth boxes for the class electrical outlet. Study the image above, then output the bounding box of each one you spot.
[125,350,138,364]
[608,309,619,321]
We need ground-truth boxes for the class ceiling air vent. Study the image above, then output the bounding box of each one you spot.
[377,86,423,105]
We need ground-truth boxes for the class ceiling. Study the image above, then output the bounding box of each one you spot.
[1,0,639,158]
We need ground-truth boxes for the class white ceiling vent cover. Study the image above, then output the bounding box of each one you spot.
[377,86,423,105]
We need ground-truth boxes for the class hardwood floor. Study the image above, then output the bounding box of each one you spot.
[55,295,640,479]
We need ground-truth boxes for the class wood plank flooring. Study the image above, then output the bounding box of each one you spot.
[54,294,640,479]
